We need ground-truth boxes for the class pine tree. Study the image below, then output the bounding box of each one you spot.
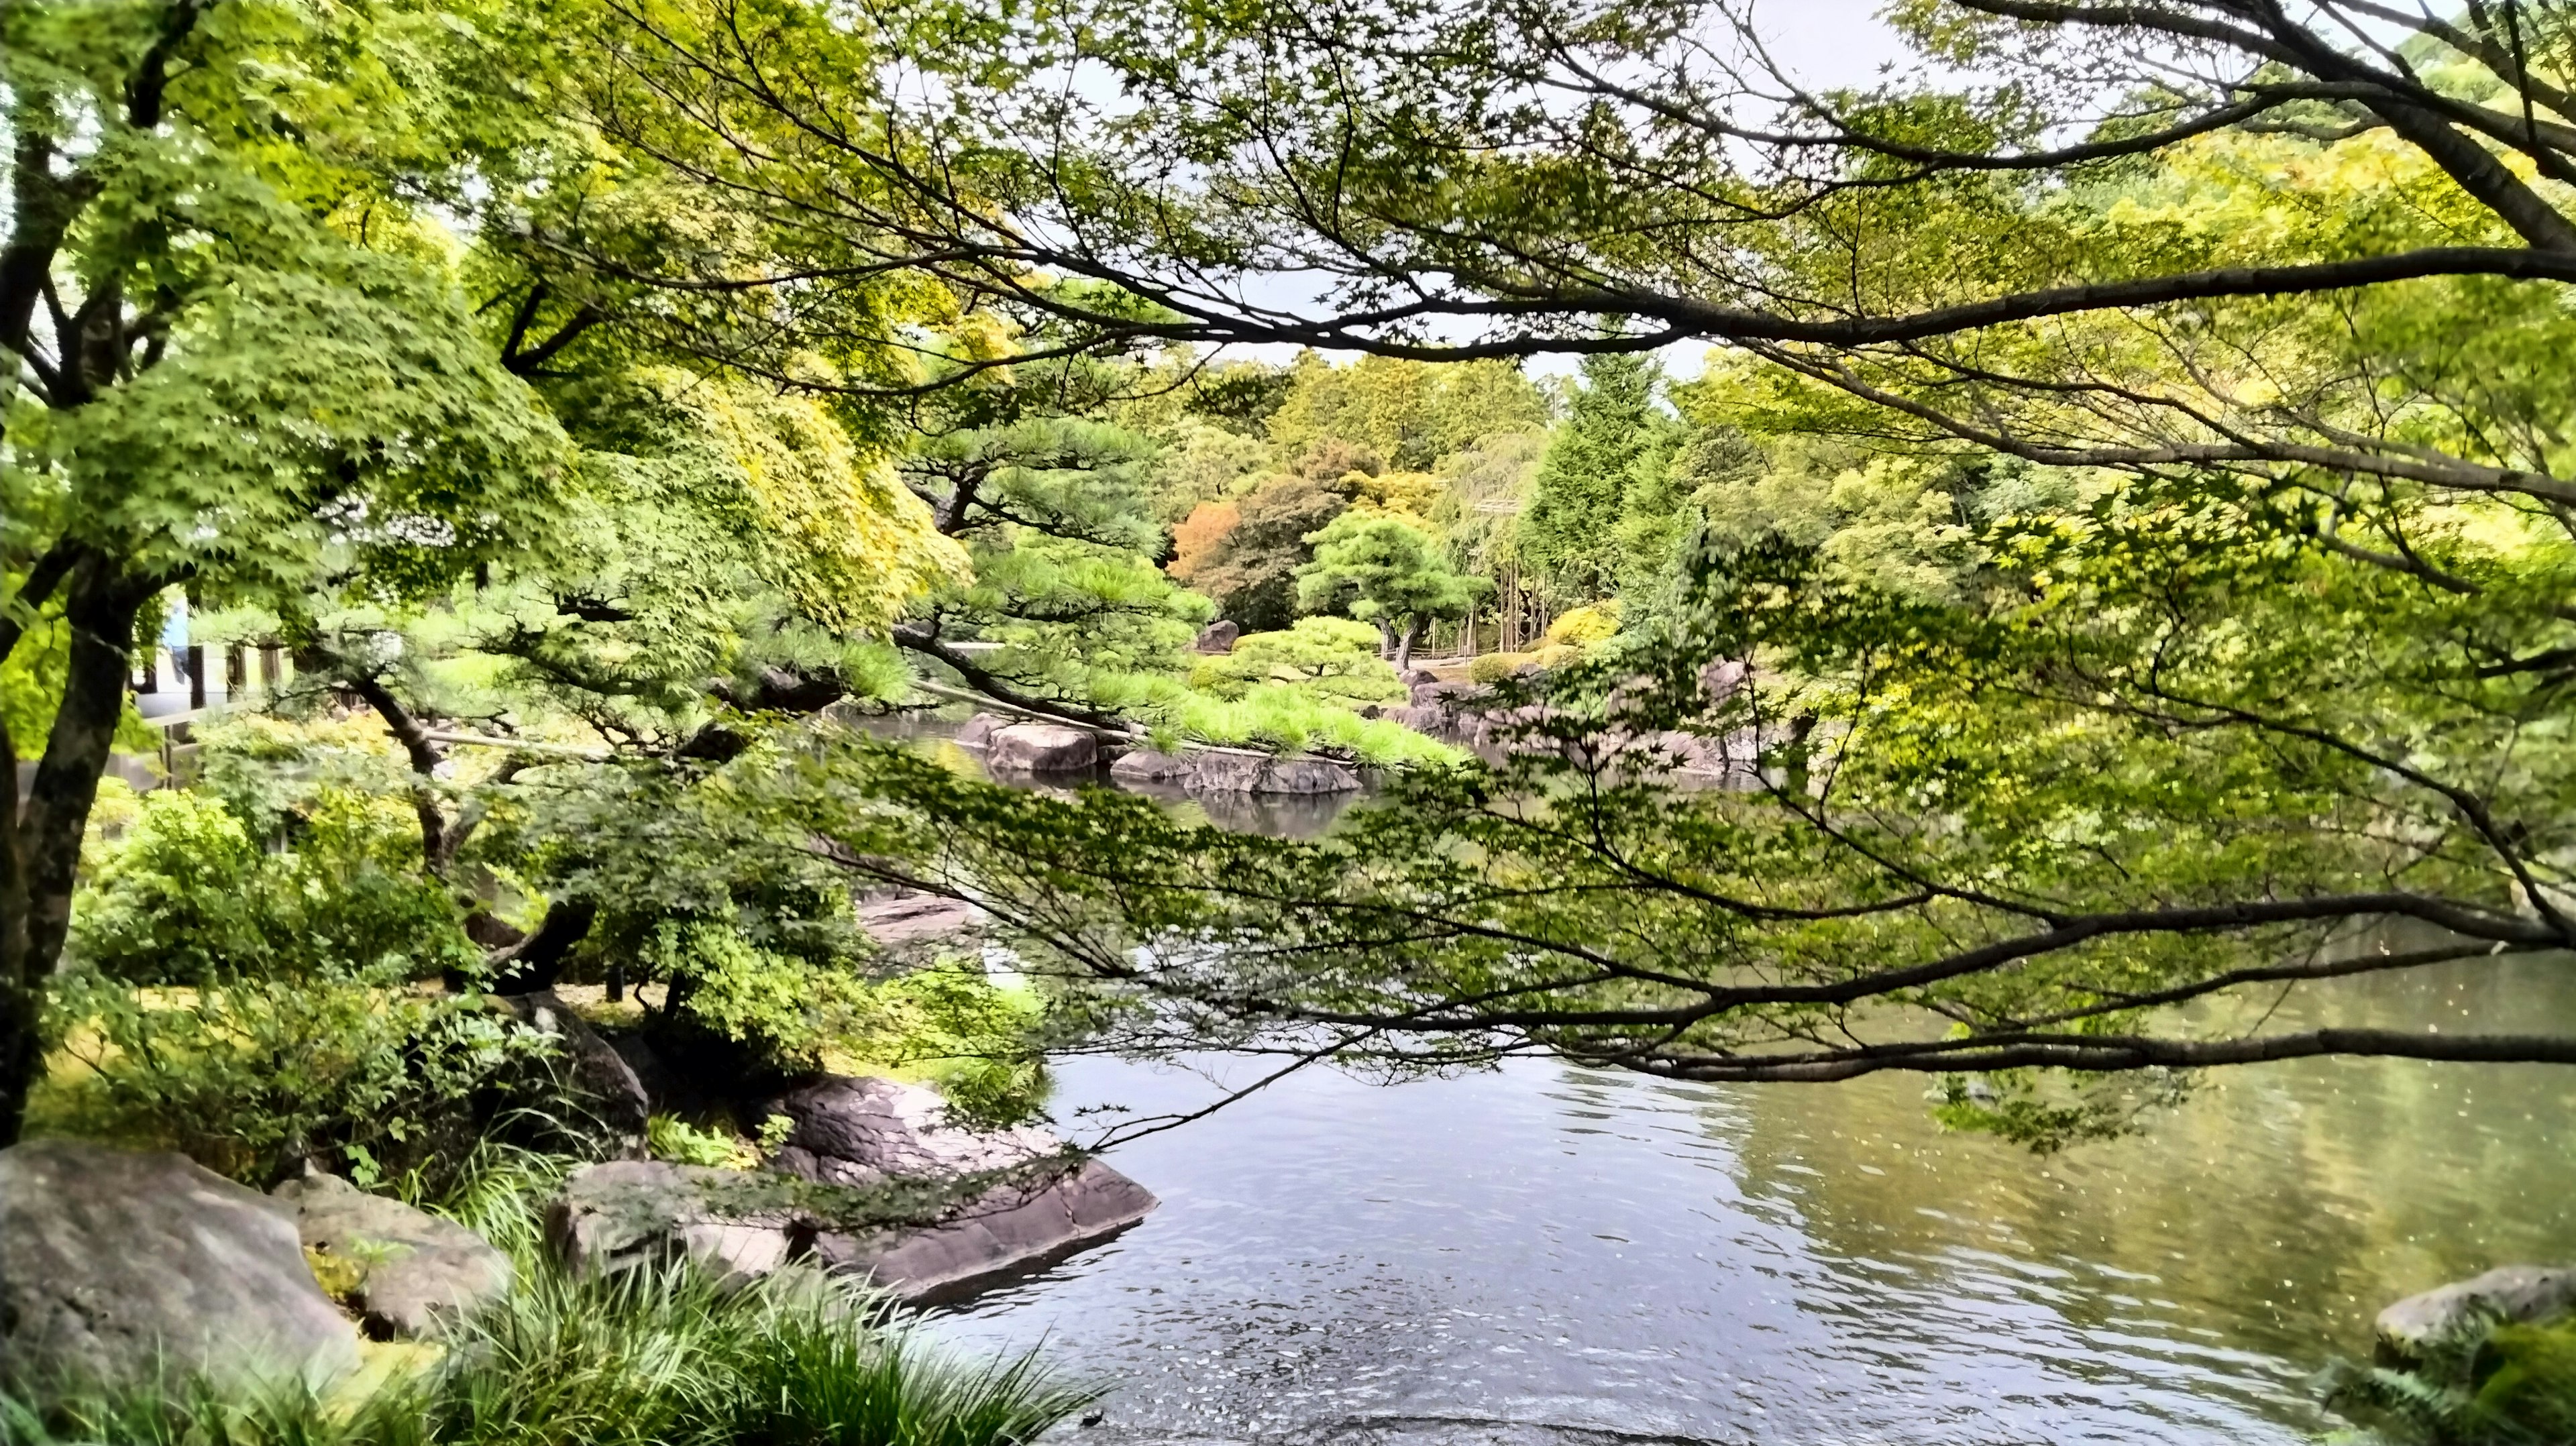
[1516,353,1669,601]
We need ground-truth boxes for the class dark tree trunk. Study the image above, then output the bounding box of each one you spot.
[490,898,598,993]
[1395,621,1419,673]
[1,562,146,1143]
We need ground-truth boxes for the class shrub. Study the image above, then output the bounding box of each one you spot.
[1189,617,1404,705]
[68,787,476,987]
[1466,652,1523,684]
[2322,1313,2576,1445]
[36,967,572,1189]
[1542,601,1621,651]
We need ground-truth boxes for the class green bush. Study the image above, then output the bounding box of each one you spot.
[2323,1314,2576,1445]
[1189,617,1404,705]
[69,787,476,987]
[36,968,572,1189]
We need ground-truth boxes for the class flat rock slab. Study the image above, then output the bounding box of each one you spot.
[987,724,1099,772]
[0,1139,362,1393]
[551,1074,1159,1304]
[857,891,979,949]
[815,1159,1159,1304]
[272,1173,512,1339]
[2379,1264,2576,1356]
[551,1160,810,1288]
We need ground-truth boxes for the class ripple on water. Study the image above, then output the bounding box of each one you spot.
[925,957,2576,1446]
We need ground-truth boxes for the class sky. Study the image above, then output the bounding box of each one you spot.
[1216,0,1920,382]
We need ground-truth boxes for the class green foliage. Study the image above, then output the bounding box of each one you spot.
[38,966,564,1188]
[2324,1315,2576,1445]
[833,961,1051,1130]
[1518,353,1674,602]
[1264,352,1548,469]
[68,786,476,987]
[648,1114,755,1168]
[1294,512,1485,653]
[1191,618,1406,706]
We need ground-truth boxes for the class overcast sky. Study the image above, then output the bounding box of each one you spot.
[1215,0,1917,381]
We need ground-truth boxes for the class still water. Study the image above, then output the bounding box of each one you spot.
[926,958,2576,1446]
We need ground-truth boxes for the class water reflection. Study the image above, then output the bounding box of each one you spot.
[926,956,2576,1446]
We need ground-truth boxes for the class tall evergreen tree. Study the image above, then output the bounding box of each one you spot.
[1516,354,1669,602]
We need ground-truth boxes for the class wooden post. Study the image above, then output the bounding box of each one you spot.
[186,645,206,710]
[226,645,246,696]
[258,645,280,688]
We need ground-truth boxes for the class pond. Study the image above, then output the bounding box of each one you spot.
[924,955,2576,1446]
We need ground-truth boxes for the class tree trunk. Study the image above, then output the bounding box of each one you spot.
[1,563,146,1144]
[1395,622,1419,673]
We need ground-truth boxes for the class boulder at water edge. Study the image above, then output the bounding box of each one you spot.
[765,1075,1157,1302]
[953,712,1008,749]
[810,1158,1159,1303]
[0,1139,362,1392]
[1187,750,1362,795]
[272,1172,512,1339]
[549,1075,1158,1303]
[1192,620,1240,654]
[986,723,1099,773]
[1110,749,1195,784]
[764,1074,1059,1186]
[2377,1265,2576,1357]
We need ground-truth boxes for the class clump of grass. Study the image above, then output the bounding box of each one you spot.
[1,1262,1095,1446]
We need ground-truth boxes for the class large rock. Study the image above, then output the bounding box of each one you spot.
[765,1076,1057,1187]
[0,1140,362,1392]
[271,1172,511,1339]
[1109,749,1195,784]
[813,1159,1159,1304]
[1192,621,1240,655]
[2378,1265,2576,1357]
[549,1160,808,1289]
[552,1076,1157,1304]
[952,712,1008,749]
[767,1076,1157,1300]
[986,724,1099,773]
[1187,750,1362,795]
[857,890,979,950]
[497,989,651,1148]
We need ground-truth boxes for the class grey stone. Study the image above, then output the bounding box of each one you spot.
[1109,750,1195,784]
[1192,621,1240,655]
[953,712,1008,749]
[857,890,978,949]
[767,1075,1157,1302]
[765,1076,1057,1188]
[2378,1265,2576,1355]
[812,1159,1159,1304]
[549,1160,805,1289]
[550,1078,1161,1305]
[0,1139,362,1393]
[271,1172,511,1339]
[497,989,651,1145]
[1187,751,1361,795]
[1400,667,1439,686]
[986,724,1099,773]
